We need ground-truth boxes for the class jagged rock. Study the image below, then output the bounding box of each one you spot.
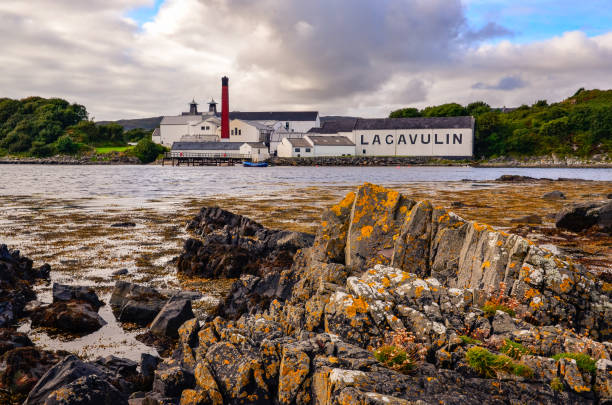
[30,300,106,334]
[24,355,109,405]
[555,200,612,233]
[53,283,104,310]
[43,374,127,405]
[0,328,33,355]
[543,191,566,200]
[110,282,168,326]
[177,207,314,278]
[595,359,612,402]
[491,310,518,335]
[164,184,612,404]
[0,346,63,399]
[0,245,49,327]
[149,297,194,339]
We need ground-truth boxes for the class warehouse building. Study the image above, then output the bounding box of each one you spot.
[170,141,269,162]
[307,117,474,158]
[277,135,355,158]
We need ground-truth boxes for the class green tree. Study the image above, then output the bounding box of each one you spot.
[422,103,468,117]
[467,101,491,116]
[56,135,79,154]
[389,108,421,118]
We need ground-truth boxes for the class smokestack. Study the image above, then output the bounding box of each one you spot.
[221,76,229,140]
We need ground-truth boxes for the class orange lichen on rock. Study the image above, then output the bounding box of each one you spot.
[345,296,369,318]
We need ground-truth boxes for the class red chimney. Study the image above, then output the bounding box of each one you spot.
[221,76,229,139]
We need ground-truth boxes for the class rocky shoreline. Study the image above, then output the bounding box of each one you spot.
[0,152,140,165]
[1,183,611,404]
[1,154,611,167]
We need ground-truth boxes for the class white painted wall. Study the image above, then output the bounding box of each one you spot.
[276,138,314,158]
[229,119,266,143]
[170,148,244,157]
[240,144,270,162]
[312,144,354,157]
[353,128,473,157]
[159,125,188,147]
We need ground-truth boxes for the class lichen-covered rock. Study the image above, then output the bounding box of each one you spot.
[43,374,127,405]
[152,366,195,398]
[163,184,612,404]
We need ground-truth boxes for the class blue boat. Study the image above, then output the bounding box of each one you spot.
[243,161,268,167]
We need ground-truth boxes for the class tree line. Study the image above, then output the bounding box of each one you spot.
[0,97,164,162]
[390,89,612,158]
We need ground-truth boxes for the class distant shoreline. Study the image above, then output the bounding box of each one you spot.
[1,155,611,168]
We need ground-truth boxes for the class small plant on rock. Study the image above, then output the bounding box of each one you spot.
[466,347,533,379]
[459,335,482,346]
[552,352,597,375]
[373,330,427,374]
[550,377,564,392]
[481,282,519,317]
[500,339,531,360]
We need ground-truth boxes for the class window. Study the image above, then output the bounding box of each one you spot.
[294,148,300,152]
[239,129,242,135]
[362,149,366,154]
[285,122,290,130]
[305,148,311,152]
[201,126,206,130]
[231,129,234,135]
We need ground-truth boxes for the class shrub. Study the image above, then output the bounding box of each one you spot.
[459,335,482,346]
[466,347,533,379]
[373,330,427,374]
[56,135,78,154]
[374,345,416,374]
[132,137,165,163]
[500,339,531,360]
[552,353,597,375]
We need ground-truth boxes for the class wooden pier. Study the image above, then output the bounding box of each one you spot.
[162,152,252,166]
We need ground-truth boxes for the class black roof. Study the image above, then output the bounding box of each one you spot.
[354,116,473,130]
[171,142,242,151]
[228,111,319,121]
[308,118,358,134]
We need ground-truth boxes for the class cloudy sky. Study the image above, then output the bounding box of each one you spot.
[1,0,612,120]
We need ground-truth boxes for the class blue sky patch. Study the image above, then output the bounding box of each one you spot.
[464,0,612,43]
[127,0,164,26]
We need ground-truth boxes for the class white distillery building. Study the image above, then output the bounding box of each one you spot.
[277,135,355,158]
[308,116,474,158]
[153,100,320,148]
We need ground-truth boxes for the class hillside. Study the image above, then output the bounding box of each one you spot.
[390,89,612,158]
[96,116,163,130]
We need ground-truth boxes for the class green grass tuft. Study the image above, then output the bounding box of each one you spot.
[466,347,533,379]
[95,146,132,154]
[459,335,483,346]
[550,377,564,392]
[552,352,597,375]
[482,303,515,317]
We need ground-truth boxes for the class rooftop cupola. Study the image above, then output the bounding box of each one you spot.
[188,98,199,115]
[208,98,217,114]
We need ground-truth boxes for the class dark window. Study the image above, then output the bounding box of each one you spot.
[294,148,300,152]
[231,129,234,135]
[239,129,242,135]
[305,148,311,152]
[362,149,366,154]
[285,122,290,130]
[201,126,206,130]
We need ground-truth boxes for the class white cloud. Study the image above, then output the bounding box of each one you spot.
[0,0,611,120]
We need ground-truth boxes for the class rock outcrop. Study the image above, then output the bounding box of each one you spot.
[177,207,314,278]
[556,200,612,234]
[162,183,611,405]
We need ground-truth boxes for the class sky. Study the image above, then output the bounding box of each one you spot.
[1,0,612,120]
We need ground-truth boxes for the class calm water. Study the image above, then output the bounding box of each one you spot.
[1,165,610,200]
